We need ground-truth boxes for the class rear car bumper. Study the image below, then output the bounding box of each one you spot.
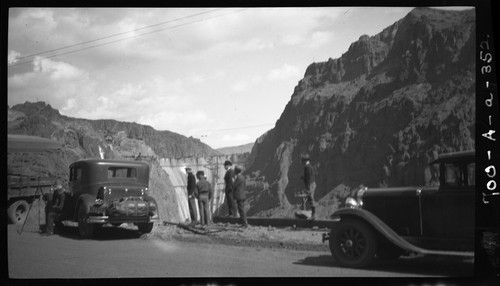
[87,215,161,224]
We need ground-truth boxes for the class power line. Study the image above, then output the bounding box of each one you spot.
[14,8,223,62]
[9,8,247,68]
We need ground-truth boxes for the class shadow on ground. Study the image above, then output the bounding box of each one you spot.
[294,254,474,276]
[43,224,145,241]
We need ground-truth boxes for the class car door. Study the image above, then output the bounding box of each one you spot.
[420,161,475,250]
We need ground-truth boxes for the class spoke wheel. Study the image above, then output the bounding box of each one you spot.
[329,218,377,268]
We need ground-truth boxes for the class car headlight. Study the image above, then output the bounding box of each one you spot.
[345,197,359,208]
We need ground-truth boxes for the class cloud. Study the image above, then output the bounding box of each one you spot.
[308,31,335,48]
[267,64,301,81]
[8,56,94,107]
[33,56,85,80]
[231,75,263,93]
[221,133,252,144]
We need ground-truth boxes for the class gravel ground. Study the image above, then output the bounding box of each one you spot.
[144,222,331,253]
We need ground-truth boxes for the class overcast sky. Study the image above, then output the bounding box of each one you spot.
[7,6,470,149]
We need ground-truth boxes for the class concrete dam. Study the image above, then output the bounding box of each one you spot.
[158,154,248,223]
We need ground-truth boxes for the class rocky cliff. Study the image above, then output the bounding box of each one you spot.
[245,7,476,218]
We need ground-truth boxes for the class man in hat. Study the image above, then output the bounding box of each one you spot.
[301,154,317,220]
[194,170,213,226]
[185,167,198,225]
[223,160,237,217]
[42,180,66,235]
[233,166,248,227]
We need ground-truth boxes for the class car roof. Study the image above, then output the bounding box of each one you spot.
[429,150,475,164]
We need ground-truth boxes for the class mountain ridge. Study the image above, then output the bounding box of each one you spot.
[244,7,475,218]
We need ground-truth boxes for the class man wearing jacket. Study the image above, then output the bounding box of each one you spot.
[223,160,237,217]
[185,167,198,225]
[233,166,248,228]
[301,154,317,220]
[195,171,213,226]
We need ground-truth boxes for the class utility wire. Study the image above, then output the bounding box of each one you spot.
[9,8,247,68]
[14,8,223,62]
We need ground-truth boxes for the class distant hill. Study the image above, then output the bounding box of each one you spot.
[216,142,254,155]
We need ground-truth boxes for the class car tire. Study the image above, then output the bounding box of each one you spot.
[137,222,154,234]
[78,204,95,239]
[8,200,30,225]
[329,218,377,268]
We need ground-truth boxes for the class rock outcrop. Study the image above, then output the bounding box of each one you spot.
[245,7,476,218]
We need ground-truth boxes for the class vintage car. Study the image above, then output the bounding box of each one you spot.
[56,159,161,238]
[322,150,475,268]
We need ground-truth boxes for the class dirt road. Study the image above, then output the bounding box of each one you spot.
[7,224,473,278]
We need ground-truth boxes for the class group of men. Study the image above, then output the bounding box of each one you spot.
[185,160,248,228]
[185,154,317,226]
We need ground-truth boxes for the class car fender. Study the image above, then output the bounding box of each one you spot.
[74,194,95,220]
[331,208,473,257]
[144,195,161,221]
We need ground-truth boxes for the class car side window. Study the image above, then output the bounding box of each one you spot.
[70,167,82,181]
[444,163,463,186]
[467,163,475,186]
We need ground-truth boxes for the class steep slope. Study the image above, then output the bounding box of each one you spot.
[245,7,476,217]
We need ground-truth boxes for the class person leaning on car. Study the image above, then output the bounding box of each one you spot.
[195,171,213,226]
[233,166,248,228]
[42,180,66,235]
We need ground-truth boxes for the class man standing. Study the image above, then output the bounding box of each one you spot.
[223,160,237,217]
[195,171,213,226]
[301,154,317,220]
[233,166,248,228]
[185,167,198,225]
[42,181,66,235]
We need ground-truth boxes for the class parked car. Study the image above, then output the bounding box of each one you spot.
[323,150,475,268]
[56,159,161,238]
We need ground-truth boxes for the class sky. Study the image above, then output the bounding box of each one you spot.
[7,6,471,149]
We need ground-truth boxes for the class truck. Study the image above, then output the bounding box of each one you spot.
[7,134,62,225]
[322,150,475,268]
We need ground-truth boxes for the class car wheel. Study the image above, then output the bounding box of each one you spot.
[8,200,30,225]
[329,218,377,268]
[137,222,154,233]
[78,204,95,239]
